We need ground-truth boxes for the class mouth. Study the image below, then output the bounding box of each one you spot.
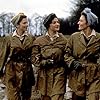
[78,25,82,28]
[55,26,60,29]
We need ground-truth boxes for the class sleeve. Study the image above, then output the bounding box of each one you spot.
[31,39,54,68]
[64,35,75,68]
[31,39,41,67]
[0,36,9,71]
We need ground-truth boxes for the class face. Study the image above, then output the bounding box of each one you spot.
[49,18,60,32]
[77,15,89,31]
[17,18,28,32]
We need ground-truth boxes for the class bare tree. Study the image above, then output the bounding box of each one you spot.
[0,12,14,36]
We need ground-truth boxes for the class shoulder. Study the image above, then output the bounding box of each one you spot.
[59,33,66,38]
[59,33,68,40]
[27,33,36,41]
[96,32,100,37]
[33,35,45,45]
[69,32,80,39]
[71,32,80,37]
[4,33,12,41]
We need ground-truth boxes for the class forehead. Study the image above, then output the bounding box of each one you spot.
[80,15,86,21]
[52,18,59,22]
[20,18,28,23]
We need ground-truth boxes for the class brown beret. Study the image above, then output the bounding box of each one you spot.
[43,13,57,29]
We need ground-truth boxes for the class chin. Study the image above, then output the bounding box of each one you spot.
[24,29,27,31]
[78,27,82,31]
[56,29,59,31]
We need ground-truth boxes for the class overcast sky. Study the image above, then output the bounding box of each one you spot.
[0,0,73,18]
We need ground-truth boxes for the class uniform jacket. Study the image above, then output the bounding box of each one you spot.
[64,31,100,96]
[0,33,35,91]
[32,33,68,96]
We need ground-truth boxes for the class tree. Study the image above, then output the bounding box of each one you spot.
[30,13,46,36]
[59,18,70,35]
[67,0,100,33]
[0,12,14,36]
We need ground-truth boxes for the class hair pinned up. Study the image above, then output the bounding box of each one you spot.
[43,13,57,29]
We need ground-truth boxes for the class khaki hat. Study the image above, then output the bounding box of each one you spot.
[11,13,25,27]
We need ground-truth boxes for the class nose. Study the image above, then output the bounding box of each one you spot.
[26,23,28,27]
[56,22,60,26]
[77,21,79,25]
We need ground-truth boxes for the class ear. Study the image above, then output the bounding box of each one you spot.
[16,24,19,28]
[86,22,90,27]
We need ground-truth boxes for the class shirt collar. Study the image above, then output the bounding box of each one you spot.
[12,30,28,37]
[81,29,96,38]
[46,32,59,41]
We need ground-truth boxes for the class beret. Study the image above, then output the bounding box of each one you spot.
[43,13,57,29]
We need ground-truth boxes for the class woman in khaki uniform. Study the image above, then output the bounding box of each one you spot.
[0,13,35,100]
[32,13,67,100]
[64,8,100,100]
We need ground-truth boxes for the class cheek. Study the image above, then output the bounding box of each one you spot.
[78,23,88,30]
[50,25,55,29]
[23,25,28,29]
[79,22,86,28]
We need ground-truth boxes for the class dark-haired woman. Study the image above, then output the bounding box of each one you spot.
[32,13,67,100]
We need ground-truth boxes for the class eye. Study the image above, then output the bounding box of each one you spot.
[52,21,59,24]
[52,21,56,24]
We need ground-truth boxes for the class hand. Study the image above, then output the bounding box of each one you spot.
[71,60,82,71]
[41,59,54,67]
[47,59,54,65]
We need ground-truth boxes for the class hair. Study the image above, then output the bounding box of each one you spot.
[17,15,27,25]
[43,13,57,29]
[81,13,88,23]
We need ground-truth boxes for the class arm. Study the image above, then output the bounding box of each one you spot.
[31,38,54,69]
[31,44,41,67]
[0,36,9,77]
[64,36,75,68]
[64,35,82,71]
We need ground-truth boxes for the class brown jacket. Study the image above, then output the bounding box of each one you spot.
[64,31,100,96]
[0,37,6,71]
[32,33,68,96]
[0,33,35,99]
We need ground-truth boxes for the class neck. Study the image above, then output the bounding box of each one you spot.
[16,29,24,36]
[48,29,57,37]
[83,27,92,37]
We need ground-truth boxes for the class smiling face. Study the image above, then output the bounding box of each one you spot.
[17,17,28,33]
[77,15,89,31]
[49,17,60,32]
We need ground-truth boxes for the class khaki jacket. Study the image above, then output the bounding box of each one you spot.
[32,33,68,96]
[0,33,36,88]
[0,33,35,70]
[0,37,6,71]
[64,31,100,96]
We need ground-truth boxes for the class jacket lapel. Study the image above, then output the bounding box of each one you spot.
[79,33,87,47]
[12,36,23,48]
[23,35,32,48]
[79,33,99,47]
[87,35,97,46]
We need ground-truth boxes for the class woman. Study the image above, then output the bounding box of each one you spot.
[64,8,100,100]
[0,13,35,100]
[32,13,67,100]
